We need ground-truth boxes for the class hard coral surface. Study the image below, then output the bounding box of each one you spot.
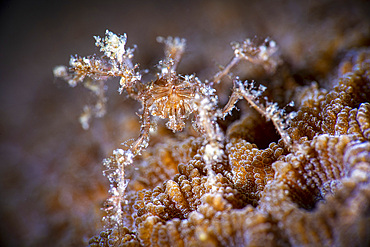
[89,48,370,247]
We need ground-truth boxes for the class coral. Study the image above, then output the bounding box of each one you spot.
[55,30,370,247]
[288,49,370,143]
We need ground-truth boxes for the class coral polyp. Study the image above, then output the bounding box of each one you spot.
[55,30,370,246]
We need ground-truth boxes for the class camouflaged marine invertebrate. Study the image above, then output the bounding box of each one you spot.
[55,31,370,246]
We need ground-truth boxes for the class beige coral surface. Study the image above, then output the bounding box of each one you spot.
[88,44,370,247]
[1,0,369,246]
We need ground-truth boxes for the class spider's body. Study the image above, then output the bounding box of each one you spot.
[148,76,197,131]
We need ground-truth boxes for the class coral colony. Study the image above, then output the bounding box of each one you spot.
[54,30,370,246]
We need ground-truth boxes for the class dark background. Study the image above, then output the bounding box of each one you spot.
[1,0,369,246]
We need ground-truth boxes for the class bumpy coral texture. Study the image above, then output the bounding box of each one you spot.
[87,42,370,247]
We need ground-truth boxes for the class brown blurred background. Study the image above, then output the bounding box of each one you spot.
[0,0,369,246]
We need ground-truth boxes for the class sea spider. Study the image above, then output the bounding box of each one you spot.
[148,75,197,131]
[54,30,294,233]
[54,31,220,155]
